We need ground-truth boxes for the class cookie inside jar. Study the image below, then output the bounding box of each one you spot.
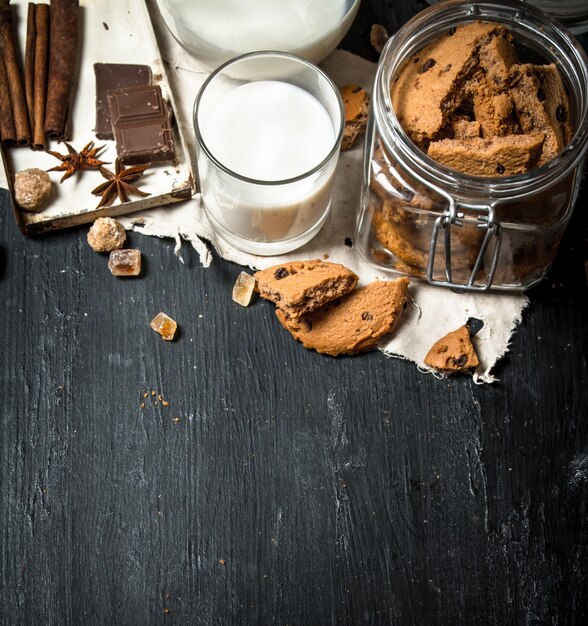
[390,20,573,177]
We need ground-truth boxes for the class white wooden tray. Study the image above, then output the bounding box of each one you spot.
[0,0,196,235]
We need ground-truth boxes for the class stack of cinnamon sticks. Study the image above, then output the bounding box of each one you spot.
[0,0,79,150]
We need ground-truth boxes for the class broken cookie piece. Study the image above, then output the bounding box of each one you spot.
[427,133,545,177]
[276,278,409,356]
[509,63,572,165]
[254,259,358,319]
[391,21,508,144]
[340,84,370,150]
[424,324,479,373]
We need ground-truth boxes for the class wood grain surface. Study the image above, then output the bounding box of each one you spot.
[1,1,587,624]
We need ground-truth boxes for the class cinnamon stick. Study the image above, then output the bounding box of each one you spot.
[32,3,49,149]
[0,51,16,144]
[44,0,79,140]
[24,3,35,130]
[0,0,31,145]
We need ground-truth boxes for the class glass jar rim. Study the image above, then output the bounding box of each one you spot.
[193,50,345,186]
[375,0,588,197]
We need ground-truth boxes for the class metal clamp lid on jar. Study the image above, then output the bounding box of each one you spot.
[368,0,588,291]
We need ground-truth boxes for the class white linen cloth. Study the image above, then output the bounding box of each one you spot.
[120,1,528,383]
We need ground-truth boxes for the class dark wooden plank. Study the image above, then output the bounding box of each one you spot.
[1,0,587,624]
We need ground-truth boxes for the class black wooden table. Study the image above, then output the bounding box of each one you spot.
[1,2,587,624]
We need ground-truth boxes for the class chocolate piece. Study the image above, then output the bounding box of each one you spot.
[94,63,152,139]
[107,84,175,165]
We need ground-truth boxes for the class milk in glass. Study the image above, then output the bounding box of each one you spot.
[199,80,338,243]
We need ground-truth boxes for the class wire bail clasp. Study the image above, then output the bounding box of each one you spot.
[427,202,502,291]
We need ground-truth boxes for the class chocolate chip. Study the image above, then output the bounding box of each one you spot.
[413,56,421,64]
[496,163,505,174]
[466,317,484,337]
[556,105,566,122]
[420,58,436,73]
[274,267,290,280]
[402,189,415,202]
[537,87,546,102]
[361,312,374,321]
[443,64,452,73]
[448,27,457,35]
[344,237,353,247]
[453,354,468,367]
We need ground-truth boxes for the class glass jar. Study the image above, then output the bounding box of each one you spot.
[356,0,588,291]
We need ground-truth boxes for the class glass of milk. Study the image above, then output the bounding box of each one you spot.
[157,0,362,68]
[194,52,345,255]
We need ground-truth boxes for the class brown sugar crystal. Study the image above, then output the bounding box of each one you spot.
[87,217,126,252]
[13,168,52,211]
[150,312,177,341]
[108,249,141,276]
[232,272,256,307]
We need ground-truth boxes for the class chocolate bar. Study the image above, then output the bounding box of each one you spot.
[107,84,175,165]
[94,63,152,139]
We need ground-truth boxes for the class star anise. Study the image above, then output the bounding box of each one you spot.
[46,141,109,183]
[91,159,151,208]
